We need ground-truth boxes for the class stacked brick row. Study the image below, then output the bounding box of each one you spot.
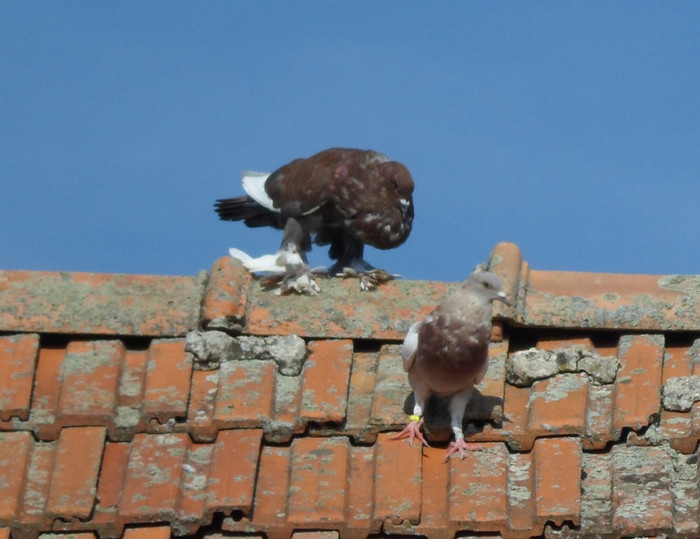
[0,242,698,537]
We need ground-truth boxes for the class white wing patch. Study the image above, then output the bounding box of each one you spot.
[241,171,277,212]
[401,321,422,372]
[229,247,285,273]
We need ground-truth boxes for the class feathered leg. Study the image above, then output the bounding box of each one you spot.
[444,388,484,461]
[328,234,398,291]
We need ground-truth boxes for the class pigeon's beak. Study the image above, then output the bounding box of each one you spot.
[496,291,511,306]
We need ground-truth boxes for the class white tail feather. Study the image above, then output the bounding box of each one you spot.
[241,171,277,212]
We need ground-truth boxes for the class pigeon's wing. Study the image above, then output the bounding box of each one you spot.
[241,171,276,211]
[401,321,423,372]
[264,149,351,217]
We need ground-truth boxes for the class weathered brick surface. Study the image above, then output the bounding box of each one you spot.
[46,426,106,521]
[0,432,32,524]
[1,243,699,538]
[0,334,39,421]
[0,270,204,336]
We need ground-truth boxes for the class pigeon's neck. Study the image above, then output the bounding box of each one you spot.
[445,291,492,322]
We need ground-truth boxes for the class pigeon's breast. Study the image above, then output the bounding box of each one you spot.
[414,315,490,395]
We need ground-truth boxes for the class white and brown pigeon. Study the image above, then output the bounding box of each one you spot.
[214,148,415,293]
[393,271,509,460]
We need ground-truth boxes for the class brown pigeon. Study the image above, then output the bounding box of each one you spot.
[392,271,509,460]
[214,148,415,292]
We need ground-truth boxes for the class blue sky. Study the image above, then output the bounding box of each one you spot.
[2,2,700,282]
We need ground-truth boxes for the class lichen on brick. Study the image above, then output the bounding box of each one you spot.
[507,346,619,387]
[662,375,700,412]
[186,330,308,376]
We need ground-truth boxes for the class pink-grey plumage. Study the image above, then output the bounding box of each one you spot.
[393,271,509,460]
[214,148,415,282]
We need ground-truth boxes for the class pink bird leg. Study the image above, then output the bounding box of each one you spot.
[444,438,486,461]
[391,416,429,447]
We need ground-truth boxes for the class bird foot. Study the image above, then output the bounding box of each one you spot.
[275,269,322,296]
[338,267,400,291]
[444,439,485,461]
[391,419,429,448]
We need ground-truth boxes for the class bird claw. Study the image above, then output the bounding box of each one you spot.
[339,267,400,291]
[276,270,322,296]
[444,439,485,461]
[391,419,429,447]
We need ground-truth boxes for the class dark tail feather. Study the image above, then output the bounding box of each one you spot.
[214,196,284,229]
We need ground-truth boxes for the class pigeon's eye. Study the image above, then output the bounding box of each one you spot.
[392,179,399,189]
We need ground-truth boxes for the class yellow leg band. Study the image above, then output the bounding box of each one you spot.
[409,415,421,422]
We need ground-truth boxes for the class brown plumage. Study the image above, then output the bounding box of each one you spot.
[215,148,415,279]
[393,271,509,460]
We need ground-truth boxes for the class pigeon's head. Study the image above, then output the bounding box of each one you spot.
[466,271,510,306]
[379,160,415,226]
[379,161,415,200]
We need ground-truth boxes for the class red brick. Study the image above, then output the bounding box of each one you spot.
[142,339,192,424]
[584,384,615,450]
[46,426,106,520]
[662,344,694,381]
[269,368,303,442]
[30,347,65,440]
[416,445,451,536]
[202,257,250,330]
[57,340,123,427]
[658,410,696,454]
[288,437,350,526]
[612,335,664,437]
[373,432,421,525]
[93,441,130,534]
[245,279,449,340]
[111,349,148,440]
[186,370,220,442]
[346,445,375,535]
[0,334,39,421]
[299,340,352,424]
[213,360,276,428]
[488,241,523,321]
[527,373,588,439]
[611,445,673,535]
[206,429,262,518]
[118,350,148,408]
[449,443,508,532]
[175,441,212,533]
[291,532,339,539]
[17,440,55,529]
[0,432,32,523]
[250,445,290,530]
[533,437,581,528]
[659,343,700,450]
[506,451,536,532]
[345,350,380,443]
[500,383,532,450]
[524,270,690,330]
[369,345,410,430]
[0,529,9,539]
[119,433,189,522]
[123,526,173,539]
[580,452,613,532]
[0,270,202,336]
